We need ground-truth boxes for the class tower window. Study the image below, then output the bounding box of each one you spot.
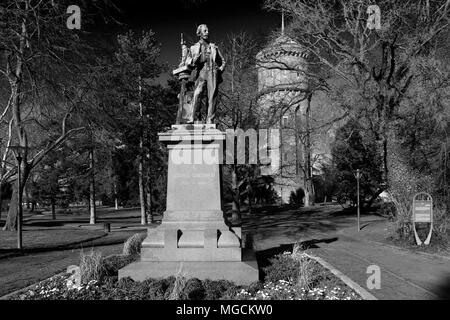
[282,115,289,127]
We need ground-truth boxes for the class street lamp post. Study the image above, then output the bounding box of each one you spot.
[16,154,23,249]
[355,169,361,232]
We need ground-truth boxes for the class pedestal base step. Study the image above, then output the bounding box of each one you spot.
[119,249,259,285]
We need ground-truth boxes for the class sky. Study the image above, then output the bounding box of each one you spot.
[109,0,281,82]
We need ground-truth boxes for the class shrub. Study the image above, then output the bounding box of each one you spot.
[263,252,301,283]
[203,279,235,300]
[102,276,118,287]
[10,254,364,300]
[123,233,146,256]
[117,276,135,288]
[167,272,187,300]
[180,278,205,300]
[106,277,174,300]
[387,141,434,240]
[289,188,305,205]
[150,277,175,300]
[379,202,397,219]
[247,281,264,295]
[293,253,317,290]
[134,279,162,300]
[293,240,308,253]
[433,205,450,243]
[103,254,137,277]
[220,285,243,300]
[79,249,106,284]
[123,200,140,208]
[102,277,138,300]
[253,280,302,300]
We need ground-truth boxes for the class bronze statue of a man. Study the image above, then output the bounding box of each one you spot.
[186,24,226,124]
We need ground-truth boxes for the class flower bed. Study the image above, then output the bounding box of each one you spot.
[5,251,362,300]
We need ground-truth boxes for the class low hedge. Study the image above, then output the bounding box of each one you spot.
[7,252,361,300]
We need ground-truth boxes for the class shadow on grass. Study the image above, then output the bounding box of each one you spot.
[433,273,450,300]
[23,215,144,228]
[0,234,108,260]
[254,237,338,281]
[241,212,348,241]
[25,221,66,227]
[360,223,370,230]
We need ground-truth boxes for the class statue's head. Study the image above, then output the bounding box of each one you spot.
[196,24,209,41]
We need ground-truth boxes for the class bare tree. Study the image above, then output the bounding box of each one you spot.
[255,27,343,206]
[218,32,260,220]
[0,1,102,230]
[264,0,450,193]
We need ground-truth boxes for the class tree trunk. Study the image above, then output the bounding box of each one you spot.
[231,166,241,222]
[247,184,253,214]
[147,190,153,223]
[0,184,3,222]
[89,148,96,224]
[3,163,28,231]
[25,187,30,210]
[4,22,26,231]
[3,184,18,231]
[231,200,240,221]
[3,12,27,231]
[379,118,390,185]
[146,175,154,223]
[304,191,310,207]
[382,136,389,184]
[138,76,147,226]
[113,181,119,210]
[51,198,56,220]
[139,155,147,225]
[303,94,315,206]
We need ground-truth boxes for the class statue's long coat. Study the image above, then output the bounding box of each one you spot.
[187,42,225,89]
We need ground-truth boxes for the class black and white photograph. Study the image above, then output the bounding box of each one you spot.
[0,0,449,307]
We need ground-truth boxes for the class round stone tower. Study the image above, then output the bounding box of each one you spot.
[256,33,309,204]
[257,35,308,101]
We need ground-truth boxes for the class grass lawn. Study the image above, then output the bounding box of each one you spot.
[386,234,450,257]
[0,229,146,297]
[0,228,106,256]
[0,243,125,297]
[0,205,154,296]
[384,221,450,257]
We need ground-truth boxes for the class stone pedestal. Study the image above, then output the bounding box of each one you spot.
[119,124,259,284]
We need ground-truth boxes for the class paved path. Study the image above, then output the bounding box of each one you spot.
[244,205,450,300]
[312,233,450,299]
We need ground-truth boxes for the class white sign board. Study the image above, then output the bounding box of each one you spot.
[412,193,433,245]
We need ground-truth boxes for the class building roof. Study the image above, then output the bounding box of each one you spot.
[257,34,308,60]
